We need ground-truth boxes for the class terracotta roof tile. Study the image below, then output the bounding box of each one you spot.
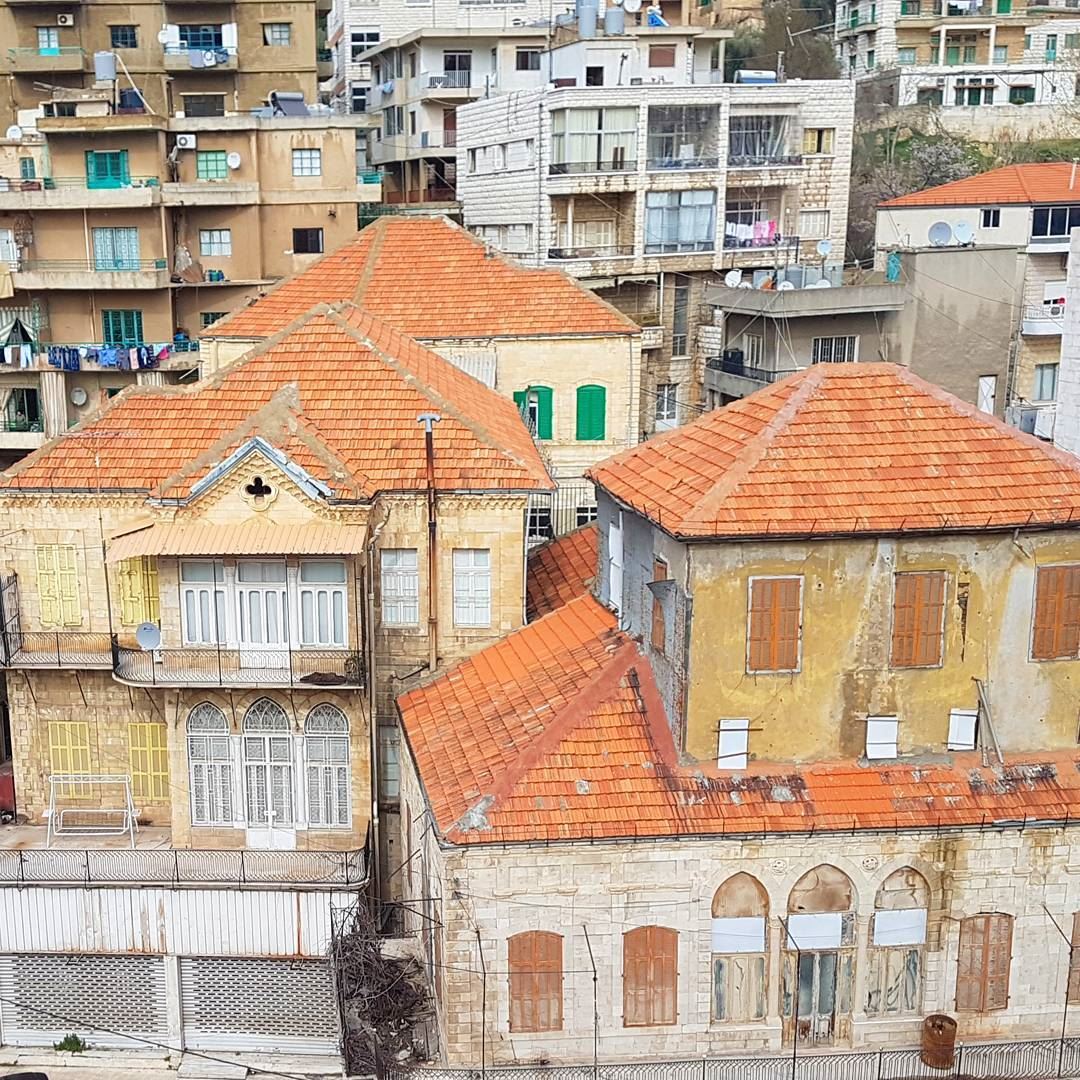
[588,363,1080,539]
[3,305,550,495]
[880,162,1080,208]
[400,600,1080,845]
[525,524,598,620]
[209,216,637,340]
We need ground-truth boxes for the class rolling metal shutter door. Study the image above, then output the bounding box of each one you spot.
[0,953,168,1048]
[179,956,339,1054]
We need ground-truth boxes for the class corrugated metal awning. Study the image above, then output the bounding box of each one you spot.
[106,522,368,563]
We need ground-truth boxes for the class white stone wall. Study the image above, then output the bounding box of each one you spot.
[411,801,1080,1065]
[835,0,902,73]
[457,80,856,272]
[1054,229,1080,456]
[892,65,1075,106]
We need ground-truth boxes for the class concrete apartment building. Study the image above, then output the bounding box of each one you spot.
[456,37,855,434]
[0,301,550,1052]
[876,162,1080,439]
[397,362,1080,1068]
[837,0,1080,114]
[0,85,378,465]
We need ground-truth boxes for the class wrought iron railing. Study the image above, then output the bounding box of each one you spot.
[3,630,112,667]
[0,176,160,191]
[19,257,168,273]
[112,642,365,688]
[706,356,799,384]
[728,153,804,168]
[548,160,638,176]
[647,155,721,171]
[547,244,635,259]
[0,846,366,886]
[391,1037,1080,1080]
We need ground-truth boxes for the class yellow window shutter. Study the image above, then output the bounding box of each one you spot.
[48,720,92,798]
[144,557,160,623]
[129,722,169,799]
[56,544,81,627]
[36,545,61,628]
[119,557,159,626]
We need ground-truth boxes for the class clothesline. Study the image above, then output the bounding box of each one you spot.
[44,343,169,372]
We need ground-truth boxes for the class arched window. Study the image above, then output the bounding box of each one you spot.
[623,925,678,1027]
[187,702,233,826]
[575,385,606,441]
[867,868,929,1016]
[304,704,350,827]
[784,865,856,1046]
[508,931,563,1033]
[712,873,768,1022]
[242,698,293,827]
[956,913,1013,1013]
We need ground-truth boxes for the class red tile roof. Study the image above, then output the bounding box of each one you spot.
[208,216,637,340]
[398,597,1080,845]
[880,162,1080,208]
[4,305,550,495]
[588,363,1080,539]
[525,524,598,620]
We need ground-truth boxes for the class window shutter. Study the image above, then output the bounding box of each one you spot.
[576,385,606,441]
[508,931,563,1032]
[533,386,553,441]
[1033,566,1080,660]
[983,914,1012,1011]
[1068,914,1080,1005]
[775,578,801,670]
[36,544,61,628]
[624,925,678,1027]
[957,914,1012,1012]
[37,544,80,628]
[892,572,945,667]
[956,915,983,1011]
[748,578,801,672]
[513,389,527,416]
[119,558,145,626]
[651,558,667,652]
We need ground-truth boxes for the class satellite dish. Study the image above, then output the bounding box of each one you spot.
[778,280,796,291]
[624,0,643,12]
[809,279,833,289]
[954,221,974,244]
[226,151,242,170]
[135,622,161,651]
[816,239,833,258]
[737,281,753,289]
[5,125,22,141]
[69,386,88,407]
[928,221,953,247]
[724,270,743,288]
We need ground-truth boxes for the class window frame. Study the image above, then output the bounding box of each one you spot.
[865,715,899,759]
[508,931,563,1032]
[110,24,138,48]
[196,149,228,181]
[262,21,292,45]
[118,555,160,626]
[575,384,607,441]
[623,925,679,1027]
[648,43,677,68]
[199,227,233,257]
[1034,362,1059,402]
[516,46,541,70]
[717,718,750,769]
[980,207,1001,228]
[746,575,803,674]
[1031,564,1080,661]
[890,570,947,669]
[292,148,323,177]
[381,548,420,627]
[292,227,324,254]
[187,702,234,826]
[304,703,350,828]
[36,543,81,628]
[802,127,835,155]
[452,548,492,628]
[956,913,1013,1013]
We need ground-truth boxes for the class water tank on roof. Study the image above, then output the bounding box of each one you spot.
[604,4,626,33]
[577,0,599,37]
[93,50,117,81]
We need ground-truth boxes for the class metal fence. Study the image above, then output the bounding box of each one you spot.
[0,846,366,886]
[394,1038,1080,1080]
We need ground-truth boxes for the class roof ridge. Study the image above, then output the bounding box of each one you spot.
[448,636,640,838]
[349,216,390,309]
[323,306,551,486]
[680,365,828,532]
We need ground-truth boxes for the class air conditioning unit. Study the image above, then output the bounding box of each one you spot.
[1048,302,1066,316]
[175,133,197,150]
[56,13,74,25]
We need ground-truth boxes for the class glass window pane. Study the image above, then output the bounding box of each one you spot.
[300,559,346,582]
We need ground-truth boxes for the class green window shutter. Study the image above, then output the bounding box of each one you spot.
[575,385,606,441]
[533,386,553,440]
[85,150,96,186]
[996,0,1011,12]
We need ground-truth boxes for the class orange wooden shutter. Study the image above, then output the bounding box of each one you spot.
[955,915,984,1011]
[956,914,1012,1012]
[983,913,1012,1012]
[623,926,678,1027]
[651,559,667,654]
[1032,567,1080,660]
[509,931,563,1033]
[892,572,945,667]
[1069,913,1080,1005]
[748,578,801,672]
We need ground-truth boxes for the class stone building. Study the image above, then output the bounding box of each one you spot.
[201,214,643,498]
[0,301,549,1050]
[455,55,855,434]
[396,362,1080,1066]
[876,162,1080,439]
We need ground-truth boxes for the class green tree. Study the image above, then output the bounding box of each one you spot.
[727,0,840,81]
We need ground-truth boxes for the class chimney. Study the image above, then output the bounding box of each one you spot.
[1054,230,1080,457]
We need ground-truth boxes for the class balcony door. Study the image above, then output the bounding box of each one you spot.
[236,561,289,670]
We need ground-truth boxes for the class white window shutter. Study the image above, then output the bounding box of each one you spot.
[948,708,978,751]
[865,716,898,759]
[718,718,749,769]
[221,22,238,48]
[607,512,623,615]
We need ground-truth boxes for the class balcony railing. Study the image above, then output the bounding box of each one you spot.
[384,186,457,204]
[647,155,721,171]
[728,153,805,168]
[706,355,799,383]
[422,70,473,89]
[3,631,112,668]
[113,643,365,688]
[547,244,635,259]
[0,176,159,192]
[0,846,366,886]
[7,46,84,59]
[549,159,637,175]
[18,257,168,273]
[0,418,44,433]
